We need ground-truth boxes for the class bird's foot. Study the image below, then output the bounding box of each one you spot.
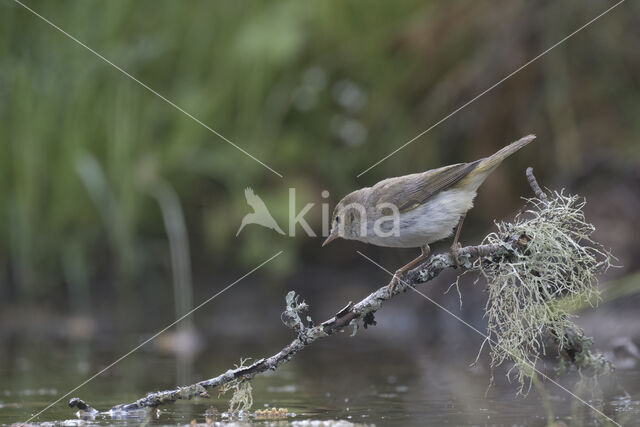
[387,272,401,296]
[450,242,462,268]
[387,245,431,295]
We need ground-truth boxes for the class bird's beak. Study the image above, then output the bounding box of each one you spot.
[322,231,338,247]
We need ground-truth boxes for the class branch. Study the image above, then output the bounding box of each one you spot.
[526,167,548,204]
[69,236,526,415]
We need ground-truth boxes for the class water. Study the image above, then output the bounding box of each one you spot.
[2,326,639,426]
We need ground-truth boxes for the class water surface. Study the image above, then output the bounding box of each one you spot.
[2,327,638,426]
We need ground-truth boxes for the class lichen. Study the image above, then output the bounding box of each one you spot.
[362,311,377,329]
[218,358,254,414]
[349,318,359,337]
[281,291,312,333]
[474,190,613,393]
[227,380,253,414]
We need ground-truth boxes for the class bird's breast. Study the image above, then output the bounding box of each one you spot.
[359,188,477,248]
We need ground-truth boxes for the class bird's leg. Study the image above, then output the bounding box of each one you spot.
[387,244,431,295]
[450,214,466,268]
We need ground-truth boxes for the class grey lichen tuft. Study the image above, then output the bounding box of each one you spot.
[281,291,315,338]
[475,190,613,393]
[227,381,253,414]
[219,358,254,414]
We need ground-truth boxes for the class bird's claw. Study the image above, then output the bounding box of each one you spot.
[451,242,462,268]
[387,273,400,296]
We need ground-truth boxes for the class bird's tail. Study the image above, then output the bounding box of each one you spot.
[458,134,536,191]
[478,134,536,173]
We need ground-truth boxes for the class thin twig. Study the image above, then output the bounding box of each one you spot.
[526,167,549,204]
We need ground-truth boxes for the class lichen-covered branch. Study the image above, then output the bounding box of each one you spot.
[69,237,525,415]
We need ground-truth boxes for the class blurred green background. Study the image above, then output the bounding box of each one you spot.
[1,0,639,313]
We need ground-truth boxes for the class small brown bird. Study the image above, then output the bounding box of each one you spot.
[323,135,535,294]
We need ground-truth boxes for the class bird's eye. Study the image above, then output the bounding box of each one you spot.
[335,216,340,224]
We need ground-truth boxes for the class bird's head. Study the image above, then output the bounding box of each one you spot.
[322,190,367,246]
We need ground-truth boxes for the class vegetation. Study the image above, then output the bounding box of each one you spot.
[220,359,254,414]
[1,1,638,306]
[477,190,613,392]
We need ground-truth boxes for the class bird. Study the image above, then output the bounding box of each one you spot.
[322,134,535,294]
[236,187,285,236]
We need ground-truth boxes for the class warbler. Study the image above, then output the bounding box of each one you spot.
[322,134,536,294]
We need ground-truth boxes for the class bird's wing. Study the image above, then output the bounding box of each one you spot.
[372,161,480,213]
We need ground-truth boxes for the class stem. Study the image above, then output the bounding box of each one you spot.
[526,167,549,204]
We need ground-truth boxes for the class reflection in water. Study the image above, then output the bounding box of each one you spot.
[1,327,639,426]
